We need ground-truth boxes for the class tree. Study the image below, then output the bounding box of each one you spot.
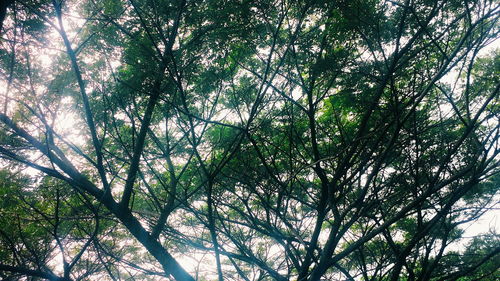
[0,0,499,280]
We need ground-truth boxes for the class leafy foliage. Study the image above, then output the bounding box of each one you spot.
[0,0,499,280]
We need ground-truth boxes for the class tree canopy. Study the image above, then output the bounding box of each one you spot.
[0,0,499,280]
